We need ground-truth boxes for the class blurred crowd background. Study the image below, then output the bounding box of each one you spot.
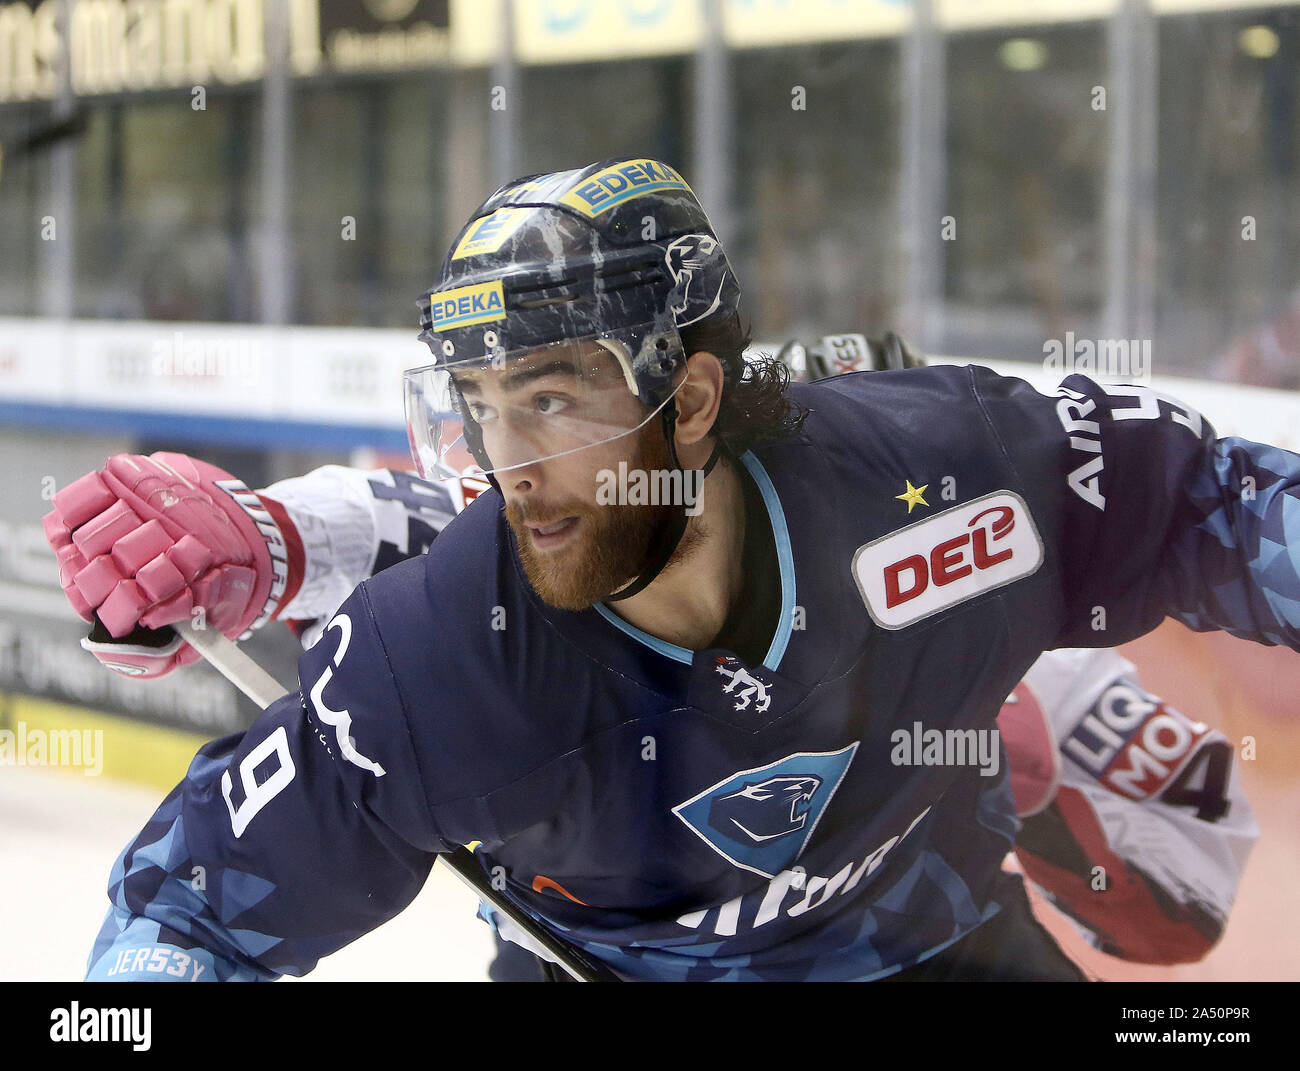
[1,0,1298,383]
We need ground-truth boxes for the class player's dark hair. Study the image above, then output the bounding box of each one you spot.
[680,312,809,457]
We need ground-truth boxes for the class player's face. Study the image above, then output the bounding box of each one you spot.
[454,345,681,609]
[452,341,651,474]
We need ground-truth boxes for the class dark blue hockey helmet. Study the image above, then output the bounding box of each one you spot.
[404,157,741,479]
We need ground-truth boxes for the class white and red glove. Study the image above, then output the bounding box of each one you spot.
[997,680,1062,818]
[43,452,303,678]
[1000,649,1257,964]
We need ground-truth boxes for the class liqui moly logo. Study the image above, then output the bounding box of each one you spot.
[1063,683,1213,800]
[852,491,1044,630]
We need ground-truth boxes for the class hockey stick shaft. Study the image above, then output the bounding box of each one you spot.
[175,619,619,982]
[177,620,288,709]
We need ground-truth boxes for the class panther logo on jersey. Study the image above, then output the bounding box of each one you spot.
[673,745,858,878]
[709,776,821,843]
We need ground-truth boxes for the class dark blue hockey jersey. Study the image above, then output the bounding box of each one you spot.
[87,365,1300,981]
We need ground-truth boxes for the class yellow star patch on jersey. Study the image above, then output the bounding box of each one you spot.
[895,480,929,513]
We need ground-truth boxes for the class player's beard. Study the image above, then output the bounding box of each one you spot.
[506,427,705,611]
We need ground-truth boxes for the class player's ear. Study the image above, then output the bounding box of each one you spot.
[673,350,725,449]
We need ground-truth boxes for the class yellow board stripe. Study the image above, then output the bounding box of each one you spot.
[3,694,212,793]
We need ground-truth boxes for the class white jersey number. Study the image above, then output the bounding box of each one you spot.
[221,726,297,839]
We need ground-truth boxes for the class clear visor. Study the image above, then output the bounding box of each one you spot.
[403,335,683,479]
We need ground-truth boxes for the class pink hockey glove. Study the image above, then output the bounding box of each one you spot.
[43,452,303,678]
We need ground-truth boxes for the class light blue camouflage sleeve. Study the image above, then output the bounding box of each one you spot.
[1170,437,1300,646]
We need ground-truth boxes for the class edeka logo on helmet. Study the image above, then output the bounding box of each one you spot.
[425,281,506,331]
[557,159,692,217]
[402,157,743,610]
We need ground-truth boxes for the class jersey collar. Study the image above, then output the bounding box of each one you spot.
[593,451,796,671]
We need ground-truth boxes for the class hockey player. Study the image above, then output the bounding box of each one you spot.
[43,361,1258,979]
[47,436,1257,974]
[47,158,1293,981]
[71,332,1262,974]
[49,330,1256,975]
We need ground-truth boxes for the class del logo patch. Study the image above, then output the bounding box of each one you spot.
[672,745,858,878]
[852,490,1044,630]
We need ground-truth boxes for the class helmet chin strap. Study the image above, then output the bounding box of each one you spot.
[604,407,724,603]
